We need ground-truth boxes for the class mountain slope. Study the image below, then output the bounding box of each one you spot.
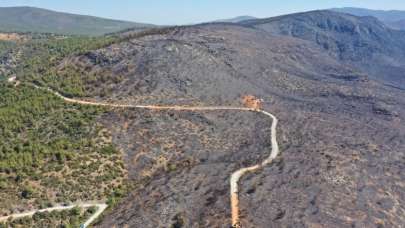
[331,7,405,22]
[0,6,153,36]
[331,7,405,30]
[19,21,404,227]
[4,9,403,227]
[241,10,405,89]
[387,19,405,30]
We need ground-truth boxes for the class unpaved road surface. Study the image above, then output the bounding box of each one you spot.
[230,110,279,227]
[0,203,107,228]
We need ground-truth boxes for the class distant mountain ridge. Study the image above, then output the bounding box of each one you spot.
[213,15,257,23]
[388,19,405,31]
[331,7,405,30]
[0,6,154,36]
[241,10,405,88]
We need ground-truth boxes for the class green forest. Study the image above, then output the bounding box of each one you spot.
[0,83,127,215]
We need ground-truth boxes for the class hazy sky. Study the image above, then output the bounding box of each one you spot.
[0,0,405,24]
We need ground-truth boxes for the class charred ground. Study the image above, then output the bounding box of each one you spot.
[4,10,405,228]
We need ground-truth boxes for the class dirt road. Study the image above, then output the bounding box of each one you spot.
[230,110,279,227]
[0,203,107,228]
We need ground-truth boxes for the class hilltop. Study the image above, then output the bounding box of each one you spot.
[0,6,154,36]
[213,15,257,23]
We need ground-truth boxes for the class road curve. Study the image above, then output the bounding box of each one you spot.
[230,110,279,227]
[83,203,108,227]
[32,85,280,227]
[0,203,108,228]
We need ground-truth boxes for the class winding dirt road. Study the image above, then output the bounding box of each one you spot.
[230,110,279,227]
[0,203,107,228]
[14,85,281,227]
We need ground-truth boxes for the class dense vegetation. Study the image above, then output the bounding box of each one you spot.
[0,206,95,228]
[16,35,118,96]
[0,83,127,215]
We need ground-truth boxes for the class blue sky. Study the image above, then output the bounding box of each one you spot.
[0,0,405,24]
